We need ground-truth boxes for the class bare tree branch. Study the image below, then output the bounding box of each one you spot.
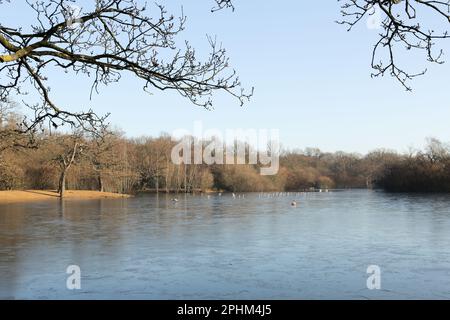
[212,0,235,12]
[338,0,450,90]
[0,0,251,134]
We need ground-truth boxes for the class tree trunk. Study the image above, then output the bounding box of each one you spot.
[57,141,78,198]
[184,164,187,193]
[98,173,104,192]
[176,165,181,193]
[59,170,67,198]
[366,175,373,189]
[165,160,170,194]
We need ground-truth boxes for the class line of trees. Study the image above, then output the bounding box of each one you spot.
[2,106,450,195]
[375,138,450,192]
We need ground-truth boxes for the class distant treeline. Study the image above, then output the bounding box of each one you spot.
[374,138,450,192]
[1,108,449,193]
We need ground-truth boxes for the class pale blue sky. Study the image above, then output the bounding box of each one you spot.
[2,1,450,153]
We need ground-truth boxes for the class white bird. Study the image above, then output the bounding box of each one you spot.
[171,198,179,202]
[291,200,297,207]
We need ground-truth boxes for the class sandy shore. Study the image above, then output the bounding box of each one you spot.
[0,190,132,204]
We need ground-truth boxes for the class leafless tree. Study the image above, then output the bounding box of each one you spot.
[424,137,449,163]
[338,0,450,90]
[0,0,251,133]
[0,101,36,153]
[52,132,85,197]
[87,127,122,192]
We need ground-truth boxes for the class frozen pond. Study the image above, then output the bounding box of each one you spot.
[1,190,450,299]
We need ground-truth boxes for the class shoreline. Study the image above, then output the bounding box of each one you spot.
[0,190,132,204]
[136,188,353,195]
